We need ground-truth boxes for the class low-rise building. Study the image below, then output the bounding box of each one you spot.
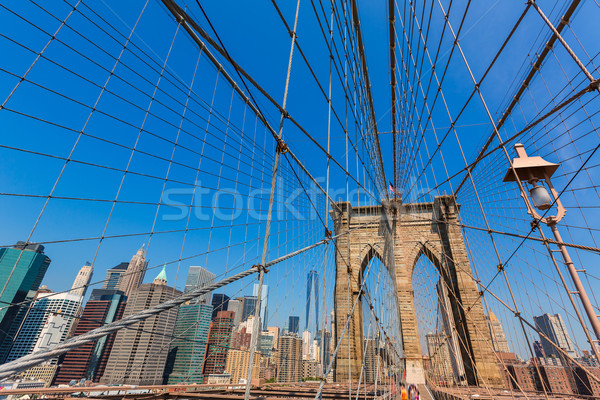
[302,359,318,380]
[206,373,231,385]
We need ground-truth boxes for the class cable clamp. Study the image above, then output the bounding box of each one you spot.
[324,228,332,239]
[253,264,269,273]
[590,79,600,90]
[530,219,539,231]
[276,139,288,154]
[497,263,504,272]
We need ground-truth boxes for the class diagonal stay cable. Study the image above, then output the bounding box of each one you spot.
[0,230,349,380]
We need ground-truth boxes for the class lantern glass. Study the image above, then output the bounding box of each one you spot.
[529,182,553,210]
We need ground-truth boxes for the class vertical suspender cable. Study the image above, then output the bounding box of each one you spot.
[244,1,302,398]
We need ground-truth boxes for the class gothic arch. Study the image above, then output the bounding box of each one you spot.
[358,243,385,275]
[407,241,444,279]
[331,196,503,387]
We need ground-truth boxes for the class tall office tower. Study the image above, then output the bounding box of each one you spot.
[212,293,229,320]
[33,314,69,353]
[225,349,261,384]
[5,291,82,363]
[166,302,213,384]
[228,298,243,327]
[305,270,319,332]
[534,313,577,361]
[267,326,280,350]
[252,284,268,330]
[117,245,148,298]
[533,340,545,358]
[70,263,93,298]
[316,329,331,370]
[100,267,181,385]
[185,266,216,304]
[203,311,235,375]
[54,289,126,385]
[486,312,510,353]
[101,262,128,290]
[0,242,51,360]
[288,316,300,335]
[277,334,302,382]
[426,332,455,384]
[242,295,257,322]
[436,279,466,382]
[302,330,312,359]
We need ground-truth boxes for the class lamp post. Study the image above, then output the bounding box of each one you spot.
[504,143,600,360]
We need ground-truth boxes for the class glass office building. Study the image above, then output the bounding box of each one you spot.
[166,303,213,384]
[0,242,51,361]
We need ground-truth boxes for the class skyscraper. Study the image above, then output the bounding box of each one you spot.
[277,334,302,382]
[316,329,331,370]
[228,298,244,327]
[289,316,300,335]
[117,245,147,298]
[166,302,213,384]
[4,291,83,363]
[101,262,128,290]
[203,311,235,375]
[0,242,51,360]
[211,293,229,320]
[533,340,545,358]
[487,312,510,353]
[534,313,577,361]
[306,270,319,332]
[70,263,93,298]
[253,283,268,330]
[242,296,257,322]
[185,266,216,304]
[53,289,126,385]
[100,267,181,385]
[164,263,214,383]
[302,330,312,359]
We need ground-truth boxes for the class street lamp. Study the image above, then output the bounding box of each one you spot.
[504,143,600,360]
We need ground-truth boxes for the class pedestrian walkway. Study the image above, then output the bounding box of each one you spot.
[418,385,435,400]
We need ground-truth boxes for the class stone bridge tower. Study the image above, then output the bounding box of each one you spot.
[331,195,502,387]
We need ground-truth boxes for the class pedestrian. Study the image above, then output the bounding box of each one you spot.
[409,384,416,400]
[401,384,408,400]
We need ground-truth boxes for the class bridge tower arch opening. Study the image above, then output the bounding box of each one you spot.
[331,196,503,387]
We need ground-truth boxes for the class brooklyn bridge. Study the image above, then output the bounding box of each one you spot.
[0,0,599,399]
